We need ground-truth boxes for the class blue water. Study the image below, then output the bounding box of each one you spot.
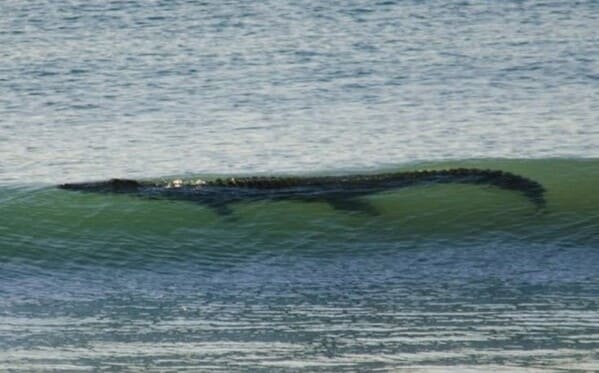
[1,1,599,370]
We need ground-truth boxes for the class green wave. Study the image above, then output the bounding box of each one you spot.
[2,158,598,265]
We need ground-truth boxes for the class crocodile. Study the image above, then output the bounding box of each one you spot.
[59,168,546,215]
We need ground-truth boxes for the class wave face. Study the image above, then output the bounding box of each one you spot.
[2,159,599,370]
[2,159,598,264]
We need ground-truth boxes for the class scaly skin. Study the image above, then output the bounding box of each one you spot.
[59,168,546,213]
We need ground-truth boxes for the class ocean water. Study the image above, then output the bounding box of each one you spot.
[1,0,599,371]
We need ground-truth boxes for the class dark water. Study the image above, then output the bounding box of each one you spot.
[2,159,599,370]
[2,0,599,370]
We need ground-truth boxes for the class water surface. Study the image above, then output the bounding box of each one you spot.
[1,1,598,371]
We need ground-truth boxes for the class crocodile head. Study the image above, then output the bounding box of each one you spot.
[59,178,142,193]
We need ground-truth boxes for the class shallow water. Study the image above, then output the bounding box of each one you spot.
[1,0,599,371]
